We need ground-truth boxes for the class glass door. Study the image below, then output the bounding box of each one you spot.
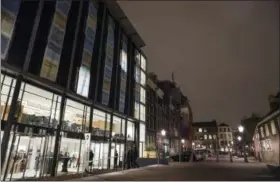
[2,133,53,181]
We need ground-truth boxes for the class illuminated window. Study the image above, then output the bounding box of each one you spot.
[260,126,264,138]
[198,128,202,132]
[140,87,146,104]
[63,99,90,132]
[264,124,270,137]
[134,103,140,119]
[141,55,146,71]
[270,120,277,135]
[209,135,212,139]
[1,75,16,121]
[140,104,146,122]
[204,135,207,139]
[76,66,90,97]
[135,67,140,83]
[127,120,135,141]
[204,129,207,132]
[18,83,62,128]
[140,71,146,86]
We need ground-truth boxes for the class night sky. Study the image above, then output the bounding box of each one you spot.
[118,1,279,127]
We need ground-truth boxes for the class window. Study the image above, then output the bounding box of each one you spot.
[204,129,207,132]
[140,123,146,142]
[18,83,62,128]
[140,104,146,122]
[270,120,277,135]
[198,128,202,132]
[135,50,141,65]
[62,99,90,132]
[260,126,264,138]
[264,124,270,137]
[92,109,110,136]
[204,135,207,139]
[1,0,21,59]
[140,71,146,86]
[127,120,135,141]
[141,55,146,71]
[1,75,16,121]
[134,103,140,119]
[76,66,90,97]
[209,135,212,139]
[140,87,146,104]
[220,134,223,139]
[112,116,123,137]
[135,67,140,83]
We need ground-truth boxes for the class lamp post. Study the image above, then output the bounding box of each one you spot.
[238,125,248,163]
[158,129,166,165]
[180,139,185,162]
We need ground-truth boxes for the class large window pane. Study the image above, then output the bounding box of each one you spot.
[140,71,146,86]
[134,103,140,120]
[127,120,135,141]
[18,83,61,128]
[112,116,122,137]
[1,75,16,121]
[62,99,90,132]
[140,86,146,104]
[76,66,90,97]
[141,55,146,71]
[140,104,146,122]
[92,109,110,137]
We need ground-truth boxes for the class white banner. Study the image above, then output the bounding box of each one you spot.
[83,133,91,171]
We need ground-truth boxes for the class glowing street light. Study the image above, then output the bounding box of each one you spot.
[181,139,185,144]
[161,129,166,136]
[238,125,244,133]
[237,136,242,141]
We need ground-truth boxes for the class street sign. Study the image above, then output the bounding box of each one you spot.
[83,133,91,171]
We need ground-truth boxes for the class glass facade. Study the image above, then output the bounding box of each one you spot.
[40,0,71,82]
[1,1,146,180]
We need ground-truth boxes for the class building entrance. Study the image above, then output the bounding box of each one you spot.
[2,132,55,181]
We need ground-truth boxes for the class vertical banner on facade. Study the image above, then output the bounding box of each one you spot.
[40,0,71,82]
[1,0,21,60]
[119,34,128,112]
[101,16,115,105]
[83,133,91,170]
[77,1,98,97]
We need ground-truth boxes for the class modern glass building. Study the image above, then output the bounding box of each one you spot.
[1,0,147,180]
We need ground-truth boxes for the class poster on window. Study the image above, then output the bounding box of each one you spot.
[1,0,21,59]
[40,0,71,81]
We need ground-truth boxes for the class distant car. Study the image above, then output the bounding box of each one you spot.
[170,150,197,162]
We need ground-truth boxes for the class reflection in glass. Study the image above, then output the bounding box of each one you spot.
[1,75,16,121]
[141,55,146,71]
[127,120,135,141]
[92,109,110,137]
[62,99,90,132]
[140,87,146,104]
[76,66,90,97]
[17,83,61,128]
[134,103,140,120]
[140,104,146,122]
[112,116,124,138]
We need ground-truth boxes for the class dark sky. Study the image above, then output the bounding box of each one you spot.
[118,1,279,127]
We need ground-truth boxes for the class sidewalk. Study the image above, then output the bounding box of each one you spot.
[70,164,166,181]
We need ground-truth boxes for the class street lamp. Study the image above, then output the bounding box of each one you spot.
[238,125,244,133]
[237,136,242,141]
[238,125,248,163]
[180,139,185,162]
[161,129,166,136]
